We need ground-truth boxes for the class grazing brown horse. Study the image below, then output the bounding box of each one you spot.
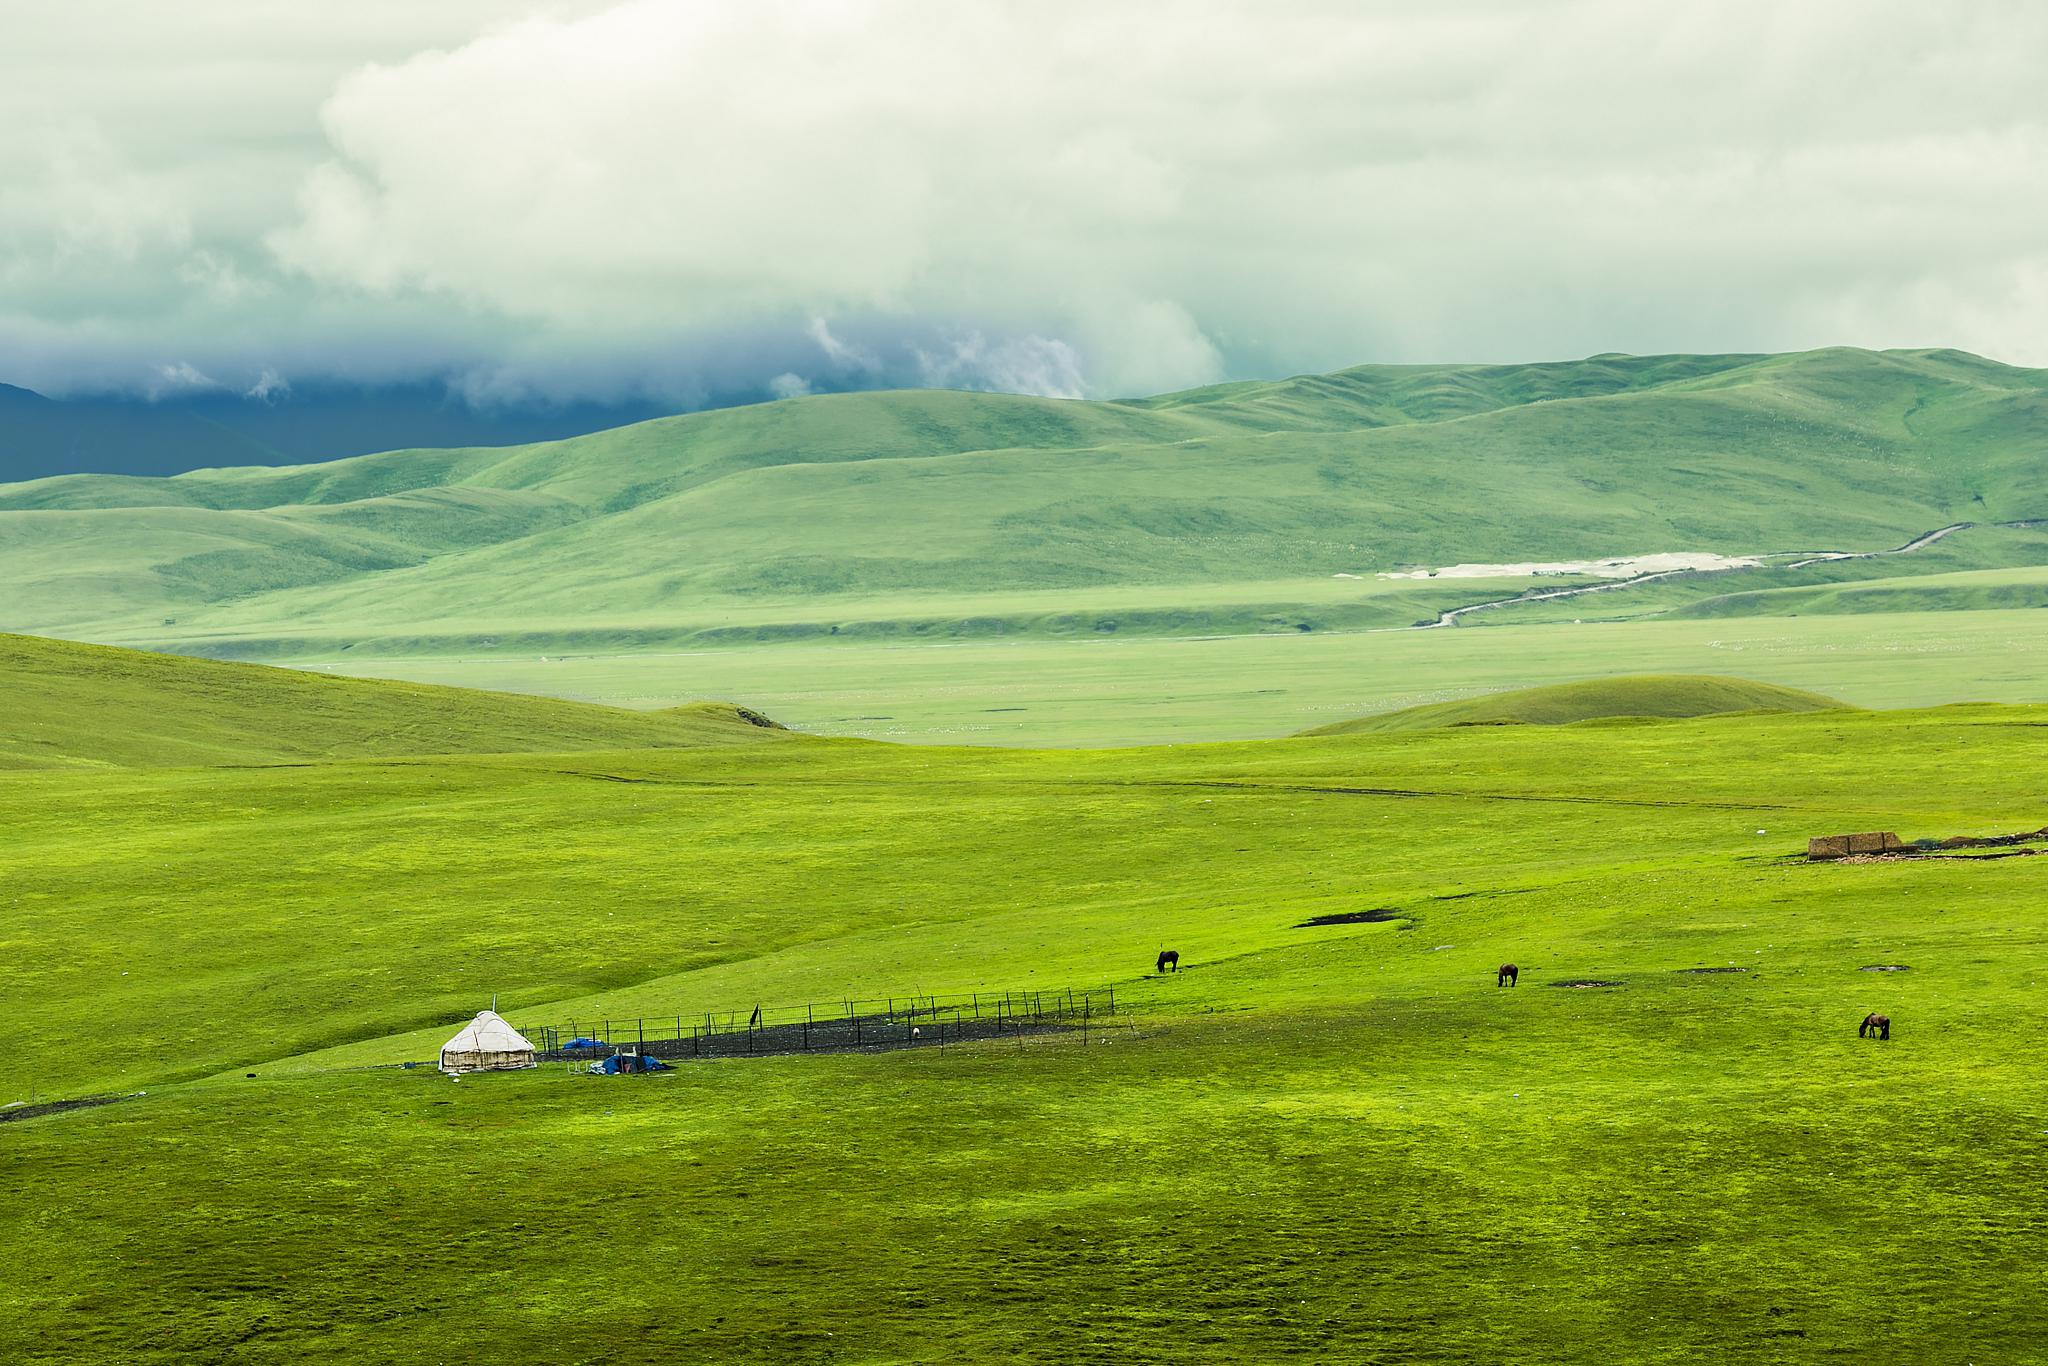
[1157,949,1180,974]
[1497,963,1518,987]
[1859,1012,1891,1040]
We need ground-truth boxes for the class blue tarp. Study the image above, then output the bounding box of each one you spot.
[590,1053,670,1074]
[563,1037,602,1049]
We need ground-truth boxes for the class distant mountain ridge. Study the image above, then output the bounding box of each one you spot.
[2,347,2043,659]
[0,381,679,482]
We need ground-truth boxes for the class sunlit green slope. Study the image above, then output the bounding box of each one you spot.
[0,633,784,770]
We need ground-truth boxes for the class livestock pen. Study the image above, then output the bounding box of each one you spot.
[520,987,1124,1064]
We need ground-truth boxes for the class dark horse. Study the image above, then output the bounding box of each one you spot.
[1157,949,1180,974]
[1497,963,1518,987]
[1859,1012,1891,1040]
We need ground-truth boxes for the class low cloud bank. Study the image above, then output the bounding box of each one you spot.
[3,1,2045,402]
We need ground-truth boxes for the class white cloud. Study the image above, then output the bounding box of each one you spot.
[767,372,811,399]
[805,318,878,374]
[912,333,1087,400]
[245,367,290,401]
[147,361,224,398]
[4,0,2048,397]
[0,123,192,288]
[262,0,2048,379]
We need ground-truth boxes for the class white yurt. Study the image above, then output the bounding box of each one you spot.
[438,1010,537,1074]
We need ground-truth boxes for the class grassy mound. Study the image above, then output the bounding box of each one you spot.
[0,633,788,769]
[1304,673,1848,735]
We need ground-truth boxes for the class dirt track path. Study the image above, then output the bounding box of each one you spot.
[1781,522,1972,570]
[1422,562,1717,628]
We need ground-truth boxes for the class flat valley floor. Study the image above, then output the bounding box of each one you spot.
[301,604,2048,746]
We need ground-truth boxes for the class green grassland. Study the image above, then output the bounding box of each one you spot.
[5,341,2047,1361]
[2,348,2043,663]
[4,643,2048,1361]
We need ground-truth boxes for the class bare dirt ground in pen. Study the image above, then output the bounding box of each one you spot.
[535,1002,1122,1064]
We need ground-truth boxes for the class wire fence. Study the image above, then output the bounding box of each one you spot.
[519,986,1123,1063]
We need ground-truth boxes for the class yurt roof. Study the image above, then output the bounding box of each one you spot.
[440,1009,535,1055]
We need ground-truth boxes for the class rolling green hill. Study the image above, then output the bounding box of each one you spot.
[1304,674,1849,735]
[0,633,784,770]
[2,347,2043,660]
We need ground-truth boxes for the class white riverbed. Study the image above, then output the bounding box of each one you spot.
[1373,551,1761,581]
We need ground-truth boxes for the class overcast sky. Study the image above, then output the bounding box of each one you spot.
[4,0,2044,405]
